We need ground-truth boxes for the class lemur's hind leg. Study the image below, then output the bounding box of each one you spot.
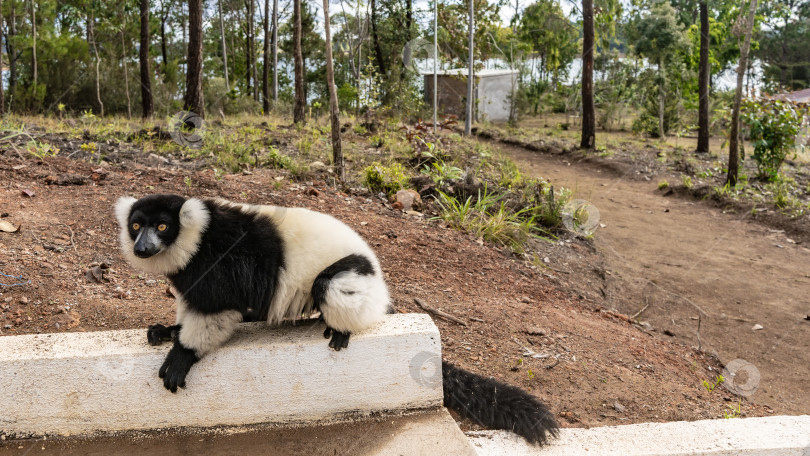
[312,254,390,351]
[322,326,351,350]
[147,324,181,346]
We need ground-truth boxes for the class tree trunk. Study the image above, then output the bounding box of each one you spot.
[184,0,205,116]
[371,0,385,76]
[271,0,278,102]
[322,0,343,180]
[262,0,270,113]
[218,0,230,90]
[292,0,305,124]
[245,0,252,95]
[121,20,132,119]
[658,57,666,139]
[8,0,15,94]
[0,0,5,115]
[30,0,36,91]
[252,0,259,102]
[464,0,474,135]
[140,0,153,118]
[696,1,710,153]
[727,0,757,186]
[580,0,595,149]
[89,14,103,116]
[160,6,169,70]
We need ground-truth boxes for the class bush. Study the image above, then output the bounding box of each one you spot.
[742,98,808,181]
[363,162,410,195]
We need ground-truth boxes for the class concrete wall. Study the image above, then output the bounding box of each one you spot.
[477,73,517,122]
[0,314,443,437]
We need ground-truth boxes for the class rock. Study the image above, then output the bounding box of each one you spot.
[19,296,29,305]
[309,161,327,171]
[526,326,547,336]
[145,279,157,287]
[752,324,763,331]
[639,321,654,331]
[613,401,626,413]
[304,187,320,197]
[3,325,12,329]
[521,296,532,303]
[395,189,421,211]
[148,153,169,165]
[392,201,404,210]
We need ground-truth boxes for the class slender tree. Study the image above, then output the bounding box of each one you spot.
[30,0,36,91]
[218,0,230,90]
[245,0,253,95]
[371,0,385,76]
[0,0,5,115]
[140,0,153,118]
[696,1,710,153]
[184,0,205,116]
[464,0,474,135]
[727,0,758,186]
[292,0,305,124]
[121,15,132,119]
[322,0,343,180]
[262,0,270,113]
[159,0,172,71]
[251,0,259,102]
[580,0,595,149]
[88,13,103,116]
[7,0,16,94]
[271,0,278,102]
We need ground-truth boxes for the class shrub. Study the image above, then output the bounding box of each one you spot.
[363,162,410,195]
[742,98,808,181]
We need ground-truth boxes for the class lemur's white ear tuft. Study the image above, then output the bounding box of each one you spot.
[115,196,137,227]
[179,198,210,232]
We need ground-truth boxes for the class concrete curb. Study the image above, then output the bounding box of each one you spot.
[0,314,443,437]
[468,415,810,455]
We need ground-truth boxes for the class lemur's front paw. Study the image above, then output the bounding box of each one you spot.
[158,341,199,393]
[327,329,351,351]
[147,324,178,346]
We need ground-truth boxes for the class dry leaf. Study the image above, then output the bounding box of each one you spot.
[0,220,20,233]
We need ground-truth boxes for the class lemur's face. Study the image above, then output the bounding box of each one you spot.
[126,196,185,258]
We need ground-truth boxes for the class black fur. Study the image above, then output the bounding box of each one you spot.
[442,361,559,445]
[166,200,284,321]
[147,323,181,346]
[311,254,375,351]
[159,341,200,393]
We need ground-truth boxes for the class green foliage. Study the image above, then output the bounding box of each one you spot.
[516,0,578,82]
[702,374,725,393]
[363,162,410,195]
[658,180,669,189]
[741,98,808,181]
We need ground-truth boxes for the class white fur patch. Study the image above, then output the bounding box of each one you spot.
[115,197,210,275]
[178,308,243,356]
[319,271,391,333]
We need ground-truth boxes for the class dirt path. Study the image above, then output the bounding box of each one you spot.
[502,143,810,415]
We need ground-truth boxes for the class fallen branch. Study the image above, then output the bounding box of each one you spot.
[414,298,467,326]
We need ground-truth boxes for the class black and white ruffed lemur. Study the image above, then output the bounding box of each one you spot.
[115,194,558,445]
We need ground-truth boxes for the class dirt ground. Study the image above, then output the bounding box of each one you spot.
[503,141,810,416]
[0,136,775,439]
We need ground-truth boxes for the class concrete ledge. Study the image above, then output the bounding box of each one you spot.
[0,314,443,437]
[468,415,810,456]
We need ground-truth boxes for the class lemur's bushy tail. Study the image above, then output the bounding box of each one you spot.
[442,361,559,445]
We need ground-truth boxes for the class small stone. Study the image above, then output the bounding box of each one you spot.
[394,189,421,212]
[752,324,764,331]
[392,201,404,210]
[3,325,12,329]
[613,401,626,413]
[15,318,22,325]
[526,326,547,336]
[145,279,157,287]
[521,296,532,303]
[304,187,320,197]
[543,257,550,264]
[309,161,327,171]
[19,296,29,304]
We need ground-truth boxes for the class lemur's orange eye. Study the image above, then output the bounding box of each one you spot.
[132,223,140,231]
[157,224,168,232]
